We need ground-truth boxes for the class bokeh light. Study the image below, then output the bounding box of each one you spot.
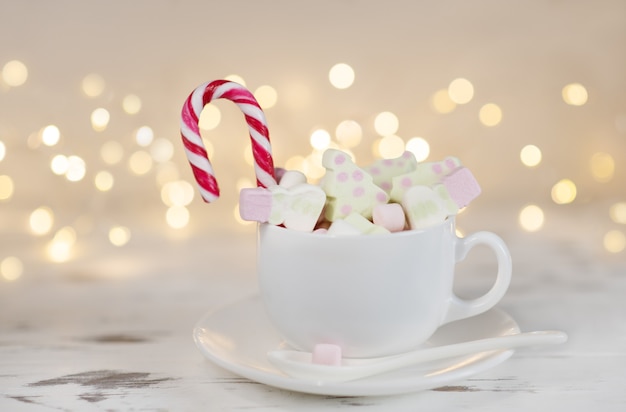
[47,227,77,263]
[41,125,61,146]
[81,74,105,97]
[1,256,23,281]
[150,138,174,163]
[109,226,131,247]
[224,74,246,86]
[198,104,221,131]
[166,206,190,229]
[374,111,399,136]
[122,94,142,114]
[520,144,542,167]
[29,207,54,235]
[91,108,110,131]
[128,151,153,175]
[604,230,625,253]
[562,83,588,106]
[2,60,28,87]
[135,126,154,147]
[101,141,124,165]
[329,63,355,89]
[161,180,194,207]
[479,103,502,126]
[310,129,331,151]
[65,155,86,182]
[405,137,430,161]
[0,141,5,162]
[335,120,362,148]
[0,175,14,201]
[254,85,278,109]
[431,89,456,114]
[50,155,69,175]
[551,179,577,205]
[590,152,614,183]
[448,78,474,104]
[377,135,405,159]
[519,204,544,232]
[610,202,626,224]
[95,171,114,192]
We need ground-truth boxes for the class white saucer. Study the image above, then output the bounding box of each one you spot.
[193,295,519,396]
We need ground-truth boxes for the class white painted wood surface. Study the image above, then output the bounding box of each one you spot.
[1,206,625,411]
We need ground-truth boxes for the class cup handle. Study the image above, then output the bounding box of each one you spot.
[443,231,512,324]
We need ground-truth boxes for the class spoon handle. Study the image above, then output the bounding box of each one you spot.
[363,330,567,378]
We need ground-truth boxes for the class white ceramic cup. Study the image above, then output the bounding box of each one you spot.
[257,218,512,358]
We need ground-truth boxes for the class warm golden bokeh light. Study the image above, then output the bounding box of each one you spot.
[335,120,362,148]
[29,206,54,235]
[431,89,457,114]
[101,141,124,165]
[150,138,174,163]
[448,78,474,104]
[161,180,195,207]
[377,135,405,159]
[590,152,615,183]
[329,63,355,89]
[128,151,153,175]
[224,74,246,86]
[0,141,5,162]
[405,137,430,161]
[479,103,502,126]
[0,175,14,201]
[551,179,577,204]
[1,256,23,281]
[604,230,626,253]
[109,226,131,246]
[198,104,221,131]
[310,129,331,151]
[41,125,61,146]
[122,94,142,114]
[610,202,626,224]
[519,204,544,232]
[166,205,190,229]
[374,111,399,136]
[81,73,105,97]
[91,108,110,131]
[562,83,588,106]
[65,155,86,182]
[95,170,114,192]
[2,60,28,87]
[254,85,278,109]
[520,144,542,167]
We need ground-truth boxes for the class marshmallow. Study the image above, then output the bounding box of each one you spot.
[401,185,449,230]
[442,166,481,208]
[364,151,418,193]
[372,203,406,232]
[390,157,462,203]
[320,149,389,221]
[327,212,390,236]
[239,183,326,232]
[278,170,307,189]
[312,344,342,366]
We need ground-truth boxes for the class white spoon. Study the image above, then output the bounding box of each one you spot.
[267,330,567,383]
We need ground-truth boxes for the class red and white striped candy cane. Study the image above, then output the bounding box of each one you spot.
[180,80,277,203]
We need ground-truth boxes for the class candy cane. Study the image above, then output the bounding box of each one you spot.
[180,80,277,203]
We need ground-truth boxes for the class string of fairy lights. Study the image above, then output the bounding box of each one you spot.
[0,60,624,282]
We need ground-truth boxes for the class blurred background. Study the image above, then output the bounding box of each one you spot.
[0,0,624,283]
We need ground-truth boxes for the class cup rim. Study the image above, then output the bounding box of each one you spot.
[259,217,455,240]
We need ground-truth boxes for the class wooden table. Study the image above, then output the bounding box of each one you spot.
[1,205,625,411]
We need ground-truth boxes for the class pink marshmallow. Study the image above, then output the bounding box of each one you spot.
[312,343,342,366]
[238,187,272,222]
[442,167,481,208]
[372,203,406,232]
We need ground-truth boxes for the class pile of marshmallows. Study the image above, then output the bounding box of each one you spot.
[239,148,481,234]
